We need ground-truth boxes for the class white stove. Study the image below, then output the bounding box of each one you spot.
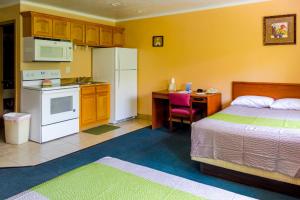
[23,84,79,91]
[21,70,80,143]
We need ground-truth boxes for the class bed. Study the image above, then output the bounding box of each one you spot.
[9,157,255,200]
[191,81,300,196]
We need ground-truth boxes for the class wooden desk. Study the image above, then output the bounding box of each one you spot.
[152,90,222,129]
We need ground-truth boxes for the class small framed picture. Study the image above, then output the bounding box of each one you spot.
[152,36,164,47]
[263,14,296,45]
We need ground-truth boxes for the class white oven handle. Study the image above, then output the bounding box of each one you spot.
[42,88,79,94]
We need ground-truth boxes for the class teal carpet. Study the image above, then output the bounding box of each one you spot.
[0,126,299,200]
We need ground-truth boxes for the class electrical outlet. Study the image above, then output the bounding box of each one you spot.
[65,66,71,74]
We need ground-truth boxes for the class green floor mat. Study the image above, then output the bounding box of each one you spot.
[84,125,120,135]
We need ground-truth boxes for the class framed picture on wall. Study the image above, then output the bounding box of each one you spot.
[263,14,296,45]
[152,36,164,47]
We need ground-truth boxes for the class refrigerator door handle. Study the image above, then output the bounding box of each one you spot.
[118,56,121,88]
[118,69,120,88]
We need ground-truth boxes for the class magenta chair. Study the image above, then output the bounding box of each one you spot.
[169,92,198,130]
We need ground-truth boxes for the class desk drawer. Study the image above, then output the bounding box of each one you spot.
[192,97,207,103]
[153,94,169,99]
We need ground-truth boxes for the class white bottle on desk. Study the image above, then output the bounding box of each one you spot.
[168,78,176,92]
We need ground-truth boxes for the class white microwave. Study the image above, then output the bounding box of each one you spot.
[23,37,73,62]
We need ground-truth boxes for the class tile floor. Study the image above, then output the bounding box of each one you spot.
[0,119,151,167]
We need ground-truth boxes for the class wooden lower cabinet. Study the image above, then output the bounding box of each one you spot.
[96,91,110,121]
[81,93,97,125]
[80,84,110,130]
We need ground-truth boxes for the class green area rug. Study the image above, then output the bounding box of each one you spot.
[84,125,120,135]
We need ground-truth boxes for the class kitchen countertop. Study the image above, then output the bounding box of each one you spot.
[78,82,110,87]
[61,78,109,87]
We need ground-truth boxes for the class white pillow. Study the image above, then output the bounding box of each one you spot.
[271,98,300,110]
[231,95,274,108]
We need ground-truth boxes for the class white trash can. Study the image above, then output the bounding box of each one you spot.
[3,113,31,144]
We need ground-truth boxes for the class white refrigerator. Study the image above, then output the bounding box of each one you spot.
[92,48,137,124]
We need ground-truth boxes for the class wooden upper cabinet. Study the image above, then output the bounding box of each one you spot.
[85,24,99,46]
[113,27,125,47]
[52,18,71,40]
[22,12,53,38]
[33,15,53,38]
[71,21,85,45]
[22,11,125,47]
[99,26,113,47]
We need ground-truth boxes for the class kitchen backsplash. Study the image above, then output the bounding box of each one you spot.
[21,46,92,78]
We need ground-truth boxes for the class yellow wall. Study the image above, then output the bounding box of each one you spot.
[20,4,115,78]
[118,0,300,116]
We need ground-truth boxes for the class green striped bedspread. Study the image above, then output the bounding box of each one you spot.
[191,105,300,178]
[9,157,255,200]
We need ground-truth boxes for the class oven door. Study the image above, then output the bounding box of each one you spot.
[41,88,79,126]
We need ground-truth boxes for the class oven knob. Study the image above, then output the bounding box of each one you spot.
[73,109,76,112]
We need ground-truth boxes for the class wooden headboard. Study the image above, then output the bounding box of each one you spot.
[232,81,300,100]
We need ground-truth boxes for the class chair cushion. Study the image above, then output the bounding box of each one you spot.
[171,107,197,115]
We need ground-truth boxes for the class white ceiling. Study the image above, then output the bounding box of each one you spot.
[1,0,269,21]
